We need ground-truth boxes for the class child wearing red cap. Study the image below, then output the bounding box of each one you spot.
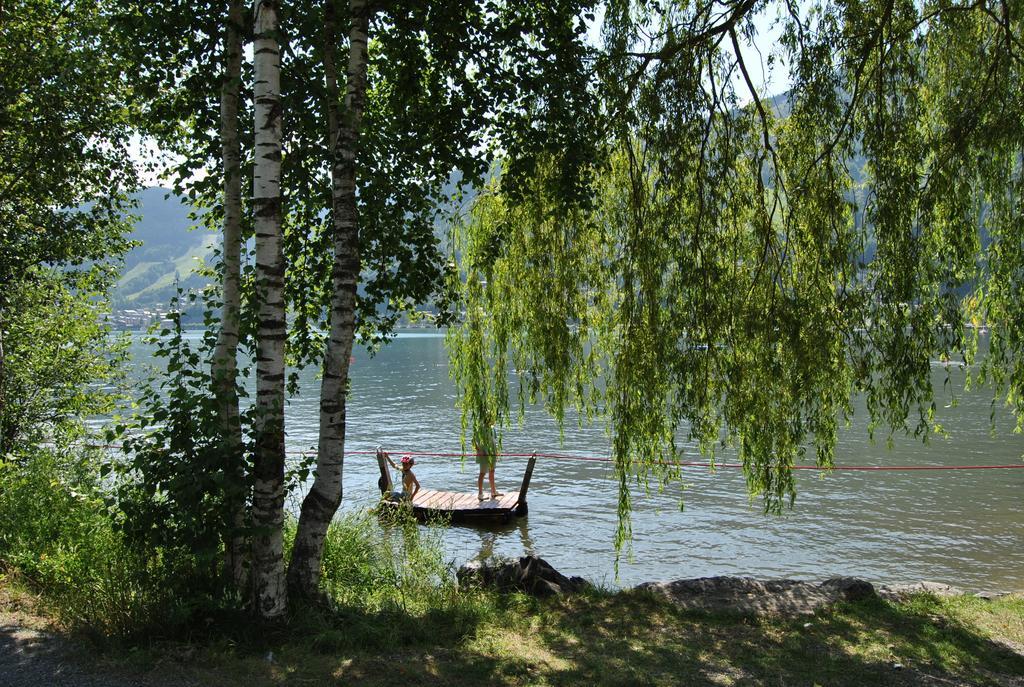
[384,451,420,502]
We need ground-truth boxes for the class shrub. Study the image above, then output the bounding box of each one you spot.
[0,446,175,638]
[280,508,493,652]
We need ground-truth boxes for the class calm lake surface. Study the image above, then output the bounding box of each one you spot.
[131,331,1023,591]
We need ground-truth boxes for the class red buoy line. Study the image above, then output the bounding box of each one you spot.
[352,450,1024,471]
[75,444,1024,472]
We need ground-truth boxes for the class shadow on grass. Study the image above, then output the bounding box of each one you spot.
[518,591,1024,687]
[150,593,510,686]
[17,589,1023,686]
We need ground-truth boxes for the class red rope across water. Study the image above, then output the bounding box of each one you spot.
[83,444,1024,471]
[352,449,1024,471]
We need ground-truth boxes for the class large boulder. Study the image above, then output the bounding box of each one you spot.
[819,576,878,602]
[636,576,877,616]
[457,555,590,597]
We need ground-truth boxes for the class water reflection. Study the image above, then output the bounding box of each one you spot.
[467,517,536,563]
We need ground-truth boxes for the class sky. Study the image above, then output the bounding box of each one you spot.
[735,4,791,98]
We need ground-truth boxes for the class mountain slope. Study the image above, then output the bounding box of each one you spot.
[112,188,213,310]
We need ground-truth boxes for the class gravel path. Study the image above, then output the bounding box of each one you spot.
[0,593,200,687]
[0,623,208,687]
[1,623,148,687]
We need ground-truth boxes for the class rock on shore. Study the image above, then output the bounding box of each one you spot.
[459,556,1015,617]
[636,576,876,615]
[638,576,1016,615]
[457,555,591,597]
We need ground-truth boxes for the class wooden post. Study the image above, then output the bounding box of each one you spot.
[514,452,537,516]
[376,447,392,495]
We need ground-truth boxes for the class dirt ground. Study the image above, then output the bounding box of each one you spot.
[0,588,198,687]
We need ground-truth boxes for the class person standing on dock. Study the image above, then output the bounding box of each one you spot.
[475,425,502,501]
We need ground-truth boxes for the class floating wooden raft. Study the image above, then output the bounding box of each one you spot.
[376,449,537,523]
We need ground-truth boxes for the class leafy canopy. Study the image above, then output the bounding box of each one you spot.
[449,0,1024,555]
[1,0,139,454]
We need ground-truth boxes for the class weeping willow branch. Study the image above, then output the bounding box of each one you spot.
[450,0,1024,566]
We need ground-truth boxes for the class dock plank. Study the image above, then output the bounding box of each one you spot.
[411,489,434,507]
[409,489,526,512]
[389,486,526,523]
[423,491,448,509]
[446,493,469,510]
[472,495,494,510]
[416,490,437,506]
[497,492,519,509]
[429,491,451,509]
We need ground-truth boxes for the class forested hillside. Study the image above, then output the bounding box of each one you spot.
[111,187,211,311]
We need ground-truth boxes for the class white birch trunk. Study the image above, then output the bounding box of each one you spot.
[251,0,287,620]
[214,0,248,595]
[287,0,369,599]
[0,296,6,457]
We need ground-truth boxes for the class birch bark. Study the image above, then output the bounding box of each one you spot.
[0,294,6,457]
[213,0,248,594]
[287,0,369,599]
[251,0,287,619]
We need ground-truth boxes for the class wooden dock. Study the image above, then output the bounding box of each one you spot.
[377,450,537,523]
[406,489,524,522]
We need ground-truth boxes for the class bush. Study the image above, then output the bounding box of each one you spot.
[0,446,176,638]
[0,444,485,644]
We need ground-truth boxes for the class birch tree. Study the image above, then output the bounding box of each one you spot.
[251,0,287,618]
[211,0,248,594]
[286,0,369,599]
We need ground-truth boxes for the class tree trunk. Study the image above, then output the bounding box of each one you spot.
[0,293,6,457]
[287,0,369,599]
[214,0,248,596]
[251,0,287,620]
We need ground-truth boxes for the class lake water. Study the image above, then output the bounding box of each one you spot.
[131,331,1024,592]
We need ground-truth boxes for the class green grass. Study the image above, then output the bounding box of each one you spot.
[14,585,1015,687]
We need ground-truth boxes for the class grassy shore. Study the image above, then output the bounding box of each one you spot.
[4,579,1022,686]
[3,452,1021,685]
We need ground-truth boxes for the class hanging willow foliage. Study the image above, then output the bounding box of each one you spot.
[448,0,1024,558]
